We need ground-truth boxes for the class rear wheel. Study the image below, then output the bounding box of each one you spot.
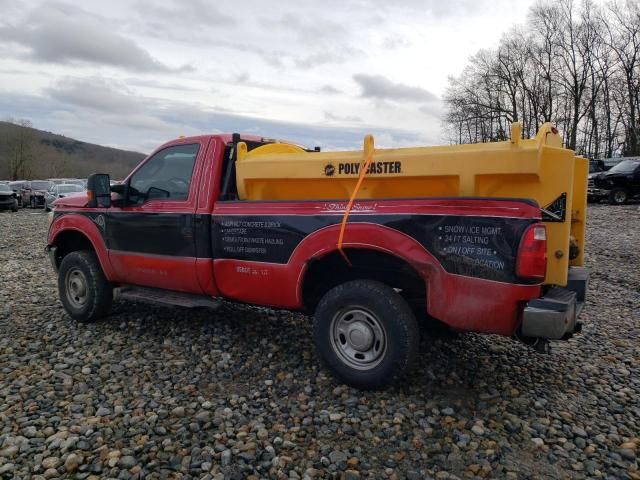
[58,251,112,322]
[313,280,419,389]
[608,188,628,205]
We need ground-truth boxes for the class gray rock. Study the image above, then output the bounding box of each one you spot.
[532,438,545,448]
[96,407,111,417]
[329,450,348,465]
[171,406,186,417]
[64,453,82,472]
[118,456,137,469]
[0,446,19,458]
[618,449,636,461]
[572,426,588,438]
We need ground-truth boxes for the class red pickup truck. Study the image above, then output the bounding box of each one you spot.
[47,132,587,389]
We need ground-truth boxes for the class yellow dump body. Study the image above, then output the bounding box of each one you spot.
[235,123,587,286]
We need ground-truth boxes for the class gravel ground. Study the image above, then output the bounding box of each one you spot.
[0,205,638,480]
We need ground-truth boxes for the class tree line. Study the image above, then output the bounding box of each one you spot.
[0,119,144,180]
[443,0,640,159]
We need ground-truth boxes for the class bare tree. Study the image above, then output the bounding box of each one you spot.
[603,0,640,155]
[2,118,35,180]
[443,0,640,159]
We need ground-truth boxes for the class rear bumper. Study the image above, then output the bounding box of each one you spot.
[520,267,588,340]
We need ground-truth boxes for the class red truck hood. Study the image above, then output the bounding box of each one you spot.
[52,192,88,208]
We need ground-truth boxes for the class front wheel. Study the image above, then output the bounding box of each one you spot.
[608,188,628,205]
[313,280,419,389]
[58,251,113,322]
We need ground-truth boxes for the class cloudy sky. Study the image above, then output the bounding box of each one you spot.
[1,0,536,153]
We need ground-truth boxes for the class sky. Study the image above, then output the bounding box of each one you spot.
[0,0,537,154]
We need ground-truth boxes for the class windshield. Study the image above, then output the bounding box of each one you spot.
[0,185,10,192]
[57,185,83,194]
[609,160,640,174]
[589,163,603,173]
[31,181,51,190]
[9,182,24,190]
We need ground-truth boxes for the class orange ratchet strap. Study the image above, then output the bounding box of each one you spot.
[337,137,375,265]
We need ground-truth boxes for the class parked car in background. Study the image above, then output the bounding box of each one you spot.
[48,178,86,187]
[22,180,53,208]
[0,184,18,212]
[590,158,640,204]
[66,179,87,188]
[44,183,85,211]
[8,181,27,208]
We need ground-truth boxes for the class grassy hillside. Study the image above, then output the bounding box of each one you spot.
[0,121,146,180]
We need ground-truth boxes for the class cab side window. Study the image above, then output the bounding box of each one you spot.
[129,144,199,203]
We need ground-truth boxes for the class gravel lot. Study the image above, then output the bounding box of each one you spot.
[0,205,638,480]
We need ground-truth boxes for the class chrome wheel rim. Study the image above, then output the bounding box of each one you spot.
[330,307,387,370]
[614,191,626,203]
[65,268,88,309]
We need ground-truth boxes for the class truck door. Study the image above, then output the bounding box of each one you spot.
[106,140,208,293]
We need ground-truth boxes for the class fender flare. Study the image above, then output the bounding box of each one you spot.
[48,213,114,280]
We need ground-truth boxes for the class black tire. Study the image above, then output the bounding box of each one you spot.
[608,188,628,205]
[58,251,113,322]
[313,280,419,390]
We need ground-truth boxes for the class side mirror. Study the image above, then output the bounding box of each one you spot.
[87,173,112,208]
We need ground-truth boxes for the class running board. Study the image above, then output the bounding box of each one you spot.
[114,286,222,309]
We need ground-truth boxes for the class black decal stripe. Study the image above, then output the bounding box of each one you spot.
[54,211,532,283]
[106,212,197,257]
[212,214,532,283]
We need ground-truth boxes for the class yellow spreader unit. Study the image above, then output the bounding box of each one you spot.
[235,123,588,286]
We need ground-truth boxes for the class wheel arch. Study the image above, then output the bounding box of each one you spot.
[302,247,428,314]
[48,214,113,279]
[294,223,444,317]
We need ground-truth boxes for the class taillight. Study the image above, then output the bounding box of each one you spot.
[516,223,547,282]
